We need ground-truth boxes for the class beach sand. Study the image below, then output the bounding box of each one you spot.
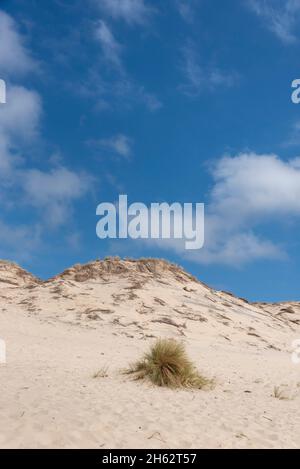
[1,257,300,448]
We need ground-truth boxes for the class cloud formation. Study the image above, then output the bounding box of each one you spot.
[175,0,199,23]
[95,20,122,69]
[89,15,161,112]
[0,10,93,255]
[0,85,42,175]
[247,0,300,44]
[180,41,238,95]
[22,167,92,228]
[0,11,37,76]
[146,153,300,266]
[197,152,300,265]
[96,0,152,25]
[90,134,133,158]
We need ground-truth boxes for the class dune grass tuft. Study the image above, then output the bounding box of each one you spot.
[93,366,109,379]
[272,386,289,400]
[126,339,211,389]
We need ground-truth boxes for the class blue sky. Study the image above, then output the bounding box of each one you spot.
[1,0,300,301]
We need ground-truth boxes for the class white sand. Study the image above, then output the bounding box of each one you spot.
[1,257,300,448]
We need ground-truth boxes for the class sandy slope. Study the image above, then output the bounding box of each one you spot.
[1,257,300,448]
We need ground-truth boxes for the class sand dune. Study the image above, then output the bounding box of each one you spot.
[1,257,300,448]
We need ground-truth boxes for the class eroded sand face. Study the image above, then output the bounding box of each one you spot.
[1,257,300,448]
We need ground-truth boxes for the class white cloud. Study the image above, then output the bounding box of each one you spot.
[96,0,152,25]
[197,152,300,264]
[0,11,94,258]
[90,19,161,111]
[0,85,42,175]
[191,152,300,265]
[247,0,300,44]
[0,85,41,141]
[196,233,284,265]
[210,153,300,218]
[150,230,284,266]
[22,167,93,228]
[138,87,162,111]
[0,135,13,173]
[91,134,133,158]
[0,9,41,173]
[180,42,237,96]
[0,10,37,76]
[0,9,41,175]
[83,48,162,112]
[175,0,199,23]
[142,153,300,266]
[95,20,122,68]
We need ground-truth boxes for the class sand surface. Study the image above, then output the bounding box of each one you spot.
[1,257,300,448]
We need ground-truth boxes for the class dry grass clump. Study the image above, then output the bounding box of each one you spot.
[126,339,211,389]
[272,386,289,400]
[57,256,198,283]
[93,366,109,379]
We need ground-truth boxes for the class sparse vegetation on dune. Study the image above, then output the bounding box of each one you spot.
[272,386,289,400]
[56,256,198,283]
[126,339,212,389]
[93,366,109,379]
